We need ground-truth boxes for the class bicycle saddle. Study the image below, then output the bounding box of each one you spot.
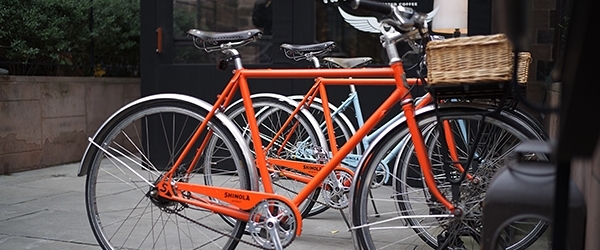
[187,29,263,45]
[323,57,372,69]
[280,41,336,59]
[280,41,336,53]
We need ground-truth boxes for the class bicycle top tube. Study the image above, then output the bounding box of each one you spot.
[237,67,394,79]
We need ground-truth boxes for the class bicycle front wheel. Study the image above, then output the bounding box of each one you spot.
[351,103,549,250]
[82,95,254,250]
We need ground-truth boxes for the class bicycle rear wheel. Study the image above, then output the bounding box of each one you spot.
[82,95,254,250]
[351,103,549,250]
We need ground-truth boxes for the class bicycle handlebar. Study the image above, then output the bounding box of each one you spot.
[351,0,426,32]
[350,0,392,15]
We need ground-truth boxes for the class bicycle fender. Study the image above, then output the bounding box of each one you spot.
[350,103,481,186]
[77,93,258,191]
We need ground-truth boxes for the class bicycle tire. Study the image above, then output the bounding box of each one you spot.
[397,106,549,249]
[351,103,549,250]
[82,94,255,250]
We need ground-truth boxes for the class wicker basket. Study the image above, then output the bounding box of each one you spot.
[426,34,531,85]
[514,52,532,84]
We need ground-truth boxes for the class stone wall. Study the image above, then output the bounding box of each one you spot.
[0,76,140,174]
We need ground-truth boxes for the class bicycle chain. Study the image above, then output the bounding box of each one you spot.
[169,177,342,250]
[173,200,299,249]
[173,210,271,249]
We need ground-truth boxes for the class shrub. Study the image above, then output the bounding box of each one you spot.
[0,0,140,76]
[90,0,140,77]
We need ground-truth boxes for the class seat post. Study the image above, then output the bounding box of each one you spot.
[223,48,243,70]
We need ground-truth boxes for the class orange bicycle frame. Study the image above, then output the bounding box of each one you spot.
[154,63,457,237]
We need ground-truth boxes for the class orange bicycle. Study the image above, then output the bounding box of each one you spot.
[77,1,548,249]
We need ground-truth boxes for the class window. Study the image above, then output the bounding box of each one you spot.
[316,0,433,69]
[173,0,273,64]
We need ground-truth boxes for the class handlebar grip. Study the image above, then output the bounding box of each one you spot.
[350,0,393,15]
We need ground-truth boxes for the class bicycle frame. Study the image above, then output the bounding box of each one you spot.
[291,76,459,187]
[294,77,432,173]
[288,46,432,155]
[153,62,456,238]
[284,52,439,185]
[290,76,471,188]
